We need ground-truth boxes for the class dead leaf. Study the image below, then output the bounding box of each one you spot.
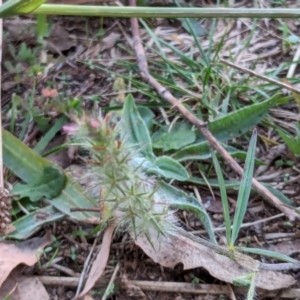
[75,225,115,299]
[135,232,296,291]
[0,271,49,300]
[82,44,101,59]
[100,33,121,52]
[0,232,52,288]
[4,21,75,53]
[84,293,95,300]
[203,195,223,214]
[46,23,76,53]
[267,239,300,257]
[2,81,18,91]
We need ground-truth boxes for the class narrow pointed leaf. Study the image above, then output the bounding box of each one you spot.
[211,151,231,245]
[231,129,257,246]
[188,176,296,208]
[173,95,288,161]
[236,247,300,267]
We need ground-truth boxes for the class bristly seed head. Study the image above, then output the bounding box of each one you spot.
[66,113,177,243]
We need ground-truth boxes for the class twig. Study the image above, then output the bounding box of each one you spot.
[128,0,299,221]
[220,59,300,94]
[70,207,100,213]
[35,276,300,298]
[51,263,81,277]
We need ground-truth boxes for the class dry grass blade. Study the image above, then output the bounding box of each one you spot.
[128,0,299,221]
[74,224,116,300]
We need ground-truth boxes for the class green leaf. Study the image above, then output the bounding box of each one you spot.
[157,180,216,243]
[3,129,98,221]
[236,247,300,268]
[173,94,288,161]
[263,183,295,207]
[231,129,257,247]
[173,143,264,163]
[179,18,207,36]
[211,150,231,245]
[0,206,63,240]
[286,35,299,44]
[36,14,48,40]
[233,273,253,287]
[197,94,287,143]
[188,176,296,207]
[277,125,300,157]
[34,115,68,154]
[0,0,46,18]
[13,166,66,202]
[246,272,256,300]
[152,129,196,151]
[121,95,154,160]
[12,197,38,214]
[34,116,50,132]
[137,106,155,130]
[147,156,189,181]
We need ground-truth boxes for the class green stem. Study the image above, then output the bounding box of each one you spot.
[26,6,300,18]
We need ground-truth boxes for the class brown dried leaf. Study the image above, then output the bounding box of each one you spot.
[0,232,52,288]
[2,81,18,92]
[84,293,95,300]
[203,194,224,214]
[0,271,49,300]
[4,21,75,53]
[75,225,115,299]
[267,239,300,257]
[100,33,121,52]
[135,233,296,291]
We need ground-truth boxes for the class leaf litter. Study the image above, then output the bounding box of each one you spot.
[0,232,52,299]
[135,232,295,291]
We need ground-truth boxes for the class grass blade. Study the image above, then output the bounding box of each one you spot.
[211,150,231,245]
[34,115,68,154]
[230,129,257,247]
[236,246,300,267]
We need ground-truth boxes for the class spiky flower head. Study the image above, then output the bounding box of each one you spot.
[63,112,178,243]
